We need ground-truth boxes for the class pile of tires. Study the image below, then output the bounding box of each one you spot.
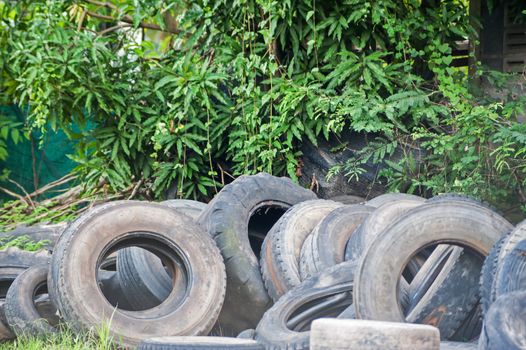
[0,173,523,350]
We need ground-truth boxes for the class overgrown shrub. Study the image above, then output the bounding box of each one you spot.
[0,0,525,215]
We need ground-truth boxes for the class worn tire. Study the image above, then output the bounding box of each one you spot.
[117,200,207,310]
[260,200,342,302]
[299,205,374,280]
[354,202,512,335]
[4,264,57,337]
[329,195,365,205]
[48,201,226,348]
[138,337,265,350]
[0,247,50,340]
[479,232,509,316]
[489,220,526,306]
[309,318,440,350]
[478,291,526,350]
[494,239,526,298]
[344,199,424,263]
[198,173,316,334]
[365,193,424,208]
[256,261,357,350]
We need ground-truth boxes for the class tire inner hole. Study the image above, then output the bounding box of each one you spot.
[96,235,189,313]
[248,205,288,259]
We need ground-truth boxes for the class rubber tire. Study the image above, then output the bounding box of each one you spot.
[198,173,316,334]
[0,223,66,248]
[329,195,365,205]
[353,202,512,329]
[117,200,207,310]
[255,261,357,350]
[404,247,483,339]
[260,200,342,302]
[489,220,526,307]
[237,329,256,340]
[299,205,374,280]
[344,199,424,263]
[365,193,424,208]
[309,318,440,350]
[478,291,526,350]
[4,264,57,337]
[138,336,265,350]
[0,247,51,341]
[479,232,509,316]
[440,341,477,349]
[494,239,526,298]
[48,201,226,348]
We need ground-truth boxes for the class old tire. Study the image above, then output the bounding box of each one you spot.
[478,291,526,350]
[494,239,526,298]
[365,193,424,208]
[354,202,512,334]
[260,200,342,302]
[4,264,57,337]
[309,318,440,350]
[48,201,226,348]
[299,205,374,280]
[255,261,357,350]
[0,247,50,340]
[138,337,264,350]
[479,232,509,316]
[198,173,316,334]
[117,200,207,310]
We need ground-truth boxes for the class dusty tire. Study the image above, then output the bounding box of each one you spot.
[479,233,509,316]
[117,200,207,310]
[256,261,357,350]
[198,173,316,334]
[0,248,50,341]
[4,264,57,337]
[494,239,526,298]
[478,291,526,350]
[440,341,477,349]
[365,193,424,208]
[344,199,424,263]
[299,205,374,280]
[138,336,265,350]
[329,195,365,205]
[48,201,226,348]
[404,247,483,339]
[260,200,342,302]
[237,329,256,340]
[309,318,440,350]
[353,202,512,335]
[489,220,526,305]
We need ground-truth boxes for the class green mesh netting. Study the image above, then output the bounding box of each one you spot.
[0,105,75,202]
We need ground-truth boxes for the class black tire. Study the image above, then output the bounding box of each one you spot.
[494,239,526,298]
[0,223,66,248]
[138,336,264,350]
[48,201,226,348]
[489,220,526,306]
[479,232,509,316]
[198,173,317,334]
[255,261,357,350]
[299,205,374,280]
[365,193,424,208]
[4,264,57,337]
[404,247,483,340]
[237,329,256,340]
[478,291,526,350]
[260,200,342,302]
[344,199,424,263]
[0,247,51,341]
[353,202,512,335]
[117,200,207,310]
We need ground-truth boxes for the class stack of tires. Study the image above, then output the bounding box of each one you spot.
[0,173,523,350]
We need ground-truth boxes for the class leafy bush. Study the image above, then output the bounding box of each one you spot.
[0,0,525,215]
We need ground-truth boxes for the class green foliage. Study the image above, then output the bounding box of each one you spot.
[0,235,50,251]
[0,0,525,215]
